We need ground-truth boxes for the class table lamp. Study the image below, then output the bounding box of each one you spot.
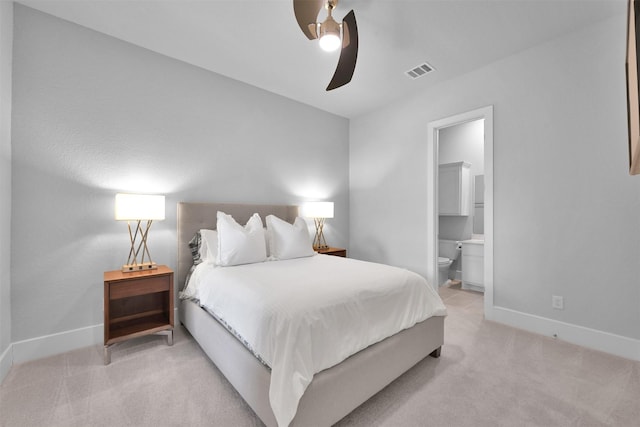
[115,193,165,272]
[301,201,334,250]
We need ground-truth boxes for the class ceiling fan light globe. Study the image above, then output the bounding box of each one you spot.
[319,33,341,51]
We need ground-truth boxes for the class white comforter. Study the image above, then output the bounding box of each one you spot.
[182,254,447,427]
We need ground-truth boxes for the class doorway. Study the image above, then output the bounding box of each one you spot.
[426,106,494,317]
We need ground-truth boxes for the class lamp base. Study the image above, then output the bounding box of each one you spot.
[312,218,329,250]
[122,262,158,273]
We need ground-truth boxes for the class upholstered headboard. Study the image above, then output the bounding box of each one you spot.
[177,202,299,289]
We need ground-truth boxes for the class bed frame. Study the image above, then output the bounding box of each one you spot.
[177,202,444,426]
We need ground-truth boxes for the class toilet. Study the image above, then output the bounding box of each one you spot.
[437,239,463,288]
[437,257,453,287]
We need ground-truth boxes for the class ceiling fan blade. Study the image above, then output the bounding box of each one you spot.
[294,0,324,40]
[326,9,358,91]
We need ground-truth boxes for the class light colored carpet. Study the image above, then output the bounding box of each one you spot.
[1,283,639,426]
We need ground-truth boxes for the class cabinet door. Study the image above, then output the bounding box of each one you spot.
[462,254,484,285]
[439,162,471,216]
[462,242,484,287]
[439,166,461,215]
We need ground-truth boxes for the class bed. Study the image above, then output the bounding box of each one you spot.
[177,202,446,426]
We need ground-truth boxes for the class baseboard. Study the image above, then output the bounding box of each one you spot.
[5,305,639,368]
[0,343,12,384]
[487,306,640,361]
[10,307,181,364]
[12,324,103,364]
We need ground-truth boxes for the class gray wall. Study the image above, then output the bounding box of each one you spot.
[0,1,12,361]
[438,119,484,241]
[350,12,640,340]
[11,5,349,342]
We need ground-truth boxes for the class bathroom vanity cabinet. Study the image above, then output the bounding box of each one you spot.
[439,162,471,216]
[461,240,484,292]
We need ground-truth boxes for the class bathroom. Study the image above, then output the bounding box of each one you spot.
[438,118,485,292]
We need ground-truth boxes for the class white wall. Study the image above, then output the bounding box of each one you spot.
[350,10,640,349]
[438,119,484,240]
[0,1,13,379]
[11,5,349,349]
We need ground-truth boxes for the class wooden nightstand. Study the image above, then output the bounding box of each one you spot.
[316,247,347,257]
[103,265,174,364]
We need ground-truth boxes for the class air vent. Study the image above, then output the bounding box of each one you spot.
[405,62,435,79]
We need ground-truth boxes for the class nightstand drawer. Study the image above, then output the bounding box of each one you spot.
[110,276,170,299]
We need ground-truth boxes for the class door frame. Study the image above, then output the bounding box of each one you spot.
[426,106,494,317]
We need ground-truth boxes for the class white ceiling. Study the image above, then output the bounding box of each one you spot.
[18,0,625,118]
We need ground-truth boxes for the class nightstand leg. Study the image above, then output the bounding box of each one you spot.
[156,329,173,346]
[104,345,111,365]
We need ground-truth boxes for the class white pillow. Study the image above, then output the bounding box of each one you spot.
[266,215,315,260]
[199,229,218,263]
[264,227,271,257]
[216,212,267,266]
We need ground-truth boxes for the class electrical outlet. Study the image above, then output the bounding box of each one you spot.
[552,295,564,310]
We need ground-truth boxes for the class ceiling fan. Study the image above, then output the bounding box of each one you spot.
[293,0,358,91]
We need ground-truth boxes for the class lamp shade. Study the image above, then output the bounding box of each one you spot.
[301,201,334,219]
[115,193,165,221]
